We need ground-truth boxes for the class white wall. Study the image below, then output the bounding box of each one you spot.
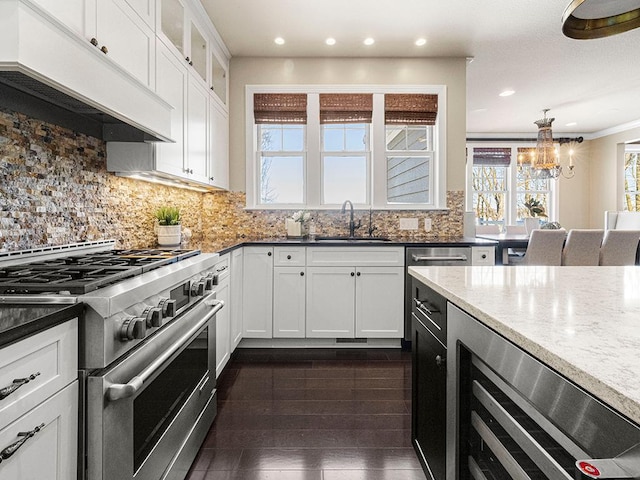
[227,57,467,193]
[587,126,640,227]
[556,140,591,230]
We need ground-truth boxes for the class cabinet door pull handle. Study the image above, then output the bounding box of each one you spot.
[267,251,272,256]
[0,423,45,462]
[356,272,361,277]
[287,255,292,260]
[435,355,446,367]
[185,56,190,63]
[100,45,108,54]
[300,271,304,276]
[90,37,98,46]
[350,272,355,277]
[0,372,40,401]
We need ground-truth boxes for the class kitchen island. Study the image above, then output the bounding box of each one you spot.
[409,265,640,480]
[409,265,640,423]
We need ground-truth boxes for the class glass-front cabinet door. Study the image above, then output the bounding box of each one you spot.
[160,0,185,55]
[190,20,208,83]
[210,53,227,105]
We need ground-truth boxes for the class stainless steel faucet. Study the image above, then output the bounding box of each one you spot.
[341,200,361,237]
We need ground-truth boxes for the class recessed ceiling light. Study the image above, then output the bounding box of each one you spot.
[499,90,515,97]
[565,122,578,127]
[363,37,375,46]
[415,38,427,46]
[274,37,285,45]
[325,37,336,46]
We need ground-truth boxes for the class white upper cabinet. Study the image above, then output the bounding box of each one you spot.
[158,0,209,86]
[210,51,227,105]
[92,0,156,88]
[209,97,229,189]
[29,0,156,88]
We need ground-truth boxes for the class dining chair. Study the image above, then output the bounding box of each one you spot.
[475,224,500,234]
[521,229,567,266]
[598,230,640,266]
[561,229,604,266]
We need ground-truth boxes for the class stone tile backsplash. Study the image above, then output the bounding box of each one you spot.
[0,108,464,253]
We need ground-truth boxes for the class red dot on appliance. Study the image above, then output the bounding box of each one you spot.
[579,461,600,477]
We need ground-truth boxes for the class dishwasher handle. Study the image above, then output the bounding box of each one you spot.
[411,254,468,262]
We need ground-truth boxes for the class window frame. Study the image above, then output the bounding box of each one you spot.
[245,85,447,210]
[624,144,640,212]
[465,143,558,228]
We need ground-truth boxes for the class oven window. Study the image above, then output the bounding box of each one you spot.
[133,326,209,471]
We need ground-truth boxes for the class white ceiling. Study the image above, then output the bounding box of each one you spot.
[200,0,640,137]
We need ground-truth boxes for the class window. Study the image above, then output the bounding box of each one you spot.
[246,86,447,210]
[319,93,372,205]
[466,145,555,229]
[253,93,307,206]
[258,125,305,204]
[624,146,640,211]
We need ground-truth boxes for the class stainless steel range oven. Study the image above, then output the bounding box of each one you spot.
[0,241,224,480]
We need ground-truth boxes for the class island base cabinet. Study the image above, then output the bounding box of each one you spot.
[412,315,446,480]
[0,380,78,479]
[273,266,306,338]
[355,267,404,337]
[306,267,355,338]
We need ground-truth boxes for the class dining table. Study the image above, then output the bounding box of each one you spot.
[476,233,530,265]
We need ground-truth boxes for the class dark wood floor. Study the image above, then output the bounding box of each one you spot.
[185,348,427,480]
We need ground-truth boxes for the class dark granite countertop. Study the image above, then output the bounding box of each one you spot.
[213,236,497,255]
[0,302,84,349]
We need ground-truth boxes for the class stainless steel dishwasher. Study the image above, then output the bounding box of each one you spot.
[404,247,471,343]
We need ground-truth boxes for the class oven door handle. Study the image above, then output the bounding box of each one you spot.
[106,299,225,402]
[411,255,468,262]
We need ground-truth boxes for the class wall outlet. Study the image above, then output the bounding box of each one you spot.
[399,218,419,230]
[424,218,432,232]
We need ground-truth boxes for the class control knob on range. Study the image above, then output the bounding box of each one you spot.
[191,279,205,297]
[157,298,177,317]
[203,273,215,290]
[120,316,147,341]
[142,307,162,328]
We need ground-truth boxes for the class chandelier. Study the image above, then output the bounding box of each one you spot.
[562,0,640,40]
[531,109,575,180]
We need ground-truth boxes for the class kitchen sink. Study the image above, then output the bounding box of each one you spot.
[313,236,392,243]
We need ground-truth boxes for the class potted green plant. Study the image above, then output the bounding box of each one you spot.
[523,198,547,234]
[155,206,181,247]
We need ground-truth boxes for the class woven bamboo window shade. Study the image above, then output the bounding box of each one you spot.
[253,93,307,124]
[385,94,438,125]
[472,147,512,166]
[319,93,373,124]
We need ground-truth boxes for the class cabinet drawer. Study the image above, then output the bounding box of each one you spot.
[306,246,404,267]
[0,381,77,479]
[0,319,78,431]
[471,246,495,266]
[274,247,306,266]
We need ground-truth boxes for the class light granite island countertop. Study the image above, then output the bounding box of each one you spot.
[408,265,640,425]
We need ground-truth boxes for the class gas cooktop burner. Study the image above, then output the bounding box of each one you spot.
[0,248,201,295]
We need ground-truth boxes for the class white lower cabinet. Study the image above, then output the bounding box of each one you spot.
[230,248,243,350]
[355,266,404,337]
[214,255,230,378]
[238,246,405,342]
[0,381,78,479]
[273,266,306,338]
[0,318,78,479]
[306,266,356,338]
[242,247,273,338]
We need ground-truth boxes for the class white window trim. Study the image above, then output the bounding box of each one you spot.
[465,143,558,224]
[245,84,447,210]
